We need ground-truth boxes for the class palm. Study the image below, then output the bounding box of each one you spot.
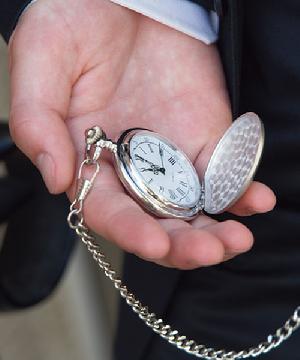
[10,0,276,268]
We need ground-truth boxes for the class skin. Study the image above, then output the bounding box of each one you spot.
[8,0,276,270]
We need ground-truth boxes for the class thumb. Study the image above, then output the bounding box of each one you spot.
[8,25,76,194]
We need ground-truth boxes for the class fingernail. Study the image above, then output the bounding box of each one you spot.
[36,153,56,192]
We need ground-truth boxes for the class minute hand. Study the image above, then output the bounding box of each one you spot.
[135,154,156,167]
[159,143,165,168]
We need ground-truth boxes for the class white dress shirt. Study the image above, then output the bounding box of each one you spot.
[23,0,218,44]
[109,0,218,44]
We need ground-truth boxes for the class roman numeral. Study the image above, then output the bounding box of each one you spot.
[176,187,185,196]
[147,143,154,153]
[180,181,188,187]
[168,189,177,200]
[168,156,176,165]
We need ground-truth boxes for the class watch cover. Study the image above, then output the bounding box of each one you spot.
[203,112,264,214]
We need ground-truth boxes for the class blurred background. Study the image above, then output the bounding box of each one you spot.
[0,36,123,360]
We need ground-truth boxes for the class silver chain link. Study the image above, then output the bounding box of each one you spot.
[68,132,300,360]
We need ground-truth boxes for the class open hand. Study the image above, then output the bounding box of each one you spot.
[9,0,276,269]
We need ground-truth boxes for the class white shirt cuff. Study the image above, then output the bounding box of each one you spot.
[22,0,219,44]
[109,0,218,44]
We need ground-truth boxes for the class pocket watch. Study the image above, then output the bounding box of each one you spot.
[84,112,264,220]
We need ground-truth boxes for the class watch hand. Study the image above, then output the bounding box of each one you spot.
[135,154,156,166]
[136,154,164,172]
[151,164,166,175]
[140,167,154,172]
[140,166,165,175]
[159,143,165,168]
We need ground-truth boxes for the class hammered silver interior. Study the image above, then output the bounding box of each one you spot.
[203,112,264,214]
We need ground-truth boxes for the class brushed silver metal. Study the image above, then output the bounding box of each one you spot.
[203,112,264,214]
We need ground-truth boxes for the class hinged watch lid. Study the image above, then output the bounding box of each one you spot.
[203,112,264,214]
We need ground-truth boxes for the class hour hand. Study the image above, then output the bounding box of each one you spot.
[140,167,153,172]
[140,166,165,175]
[158,167,165,175]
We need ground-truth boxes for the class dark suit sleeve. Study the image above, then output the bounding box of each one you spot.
[0,0,33,43]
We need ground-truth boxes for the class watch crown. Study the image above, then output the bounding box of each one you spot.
[85,126,106,145]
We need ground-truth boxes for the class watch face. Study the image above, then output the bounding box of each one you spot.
[129,132,201,208]
[115,129,201,219]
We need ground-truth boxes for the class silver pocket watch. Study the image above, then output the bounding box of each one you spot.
[84,112,264,220]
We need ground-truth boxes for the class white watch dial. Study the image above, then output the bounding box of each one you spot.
[130,132,201,208]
